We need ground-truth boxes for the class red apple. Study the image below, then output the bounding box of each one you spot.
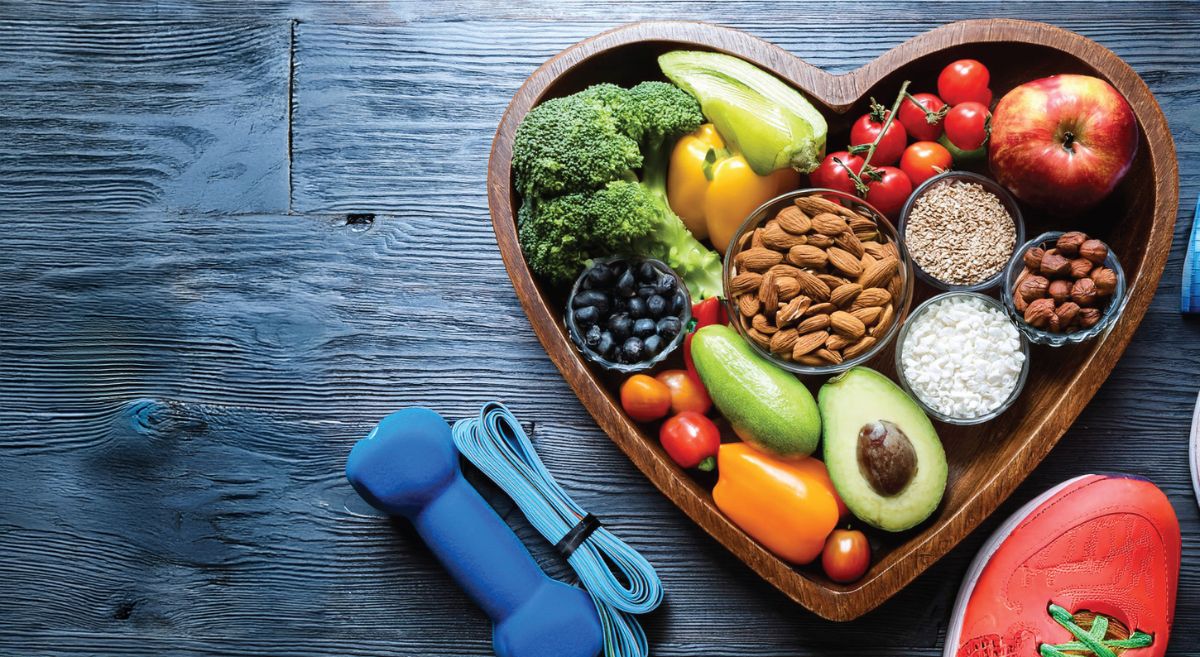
[989,74,1137,214]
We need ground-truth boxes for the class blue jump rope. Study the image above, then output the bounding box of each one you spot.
[346,403,662,657]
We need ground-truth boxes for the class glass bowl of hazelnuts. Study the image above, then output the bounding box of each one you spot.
[1001,230,1127,347]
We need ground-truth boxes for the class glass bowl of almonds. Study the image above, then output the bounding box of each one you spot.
[1001,231,1127,347]
[723,188,914,376]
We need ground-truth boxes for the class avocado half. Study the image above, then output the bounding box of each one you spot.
[818,367,947,532]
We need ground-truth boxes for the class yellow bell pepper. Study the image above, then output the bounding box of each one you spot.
[712,442,841,565]
[668,124,800,254]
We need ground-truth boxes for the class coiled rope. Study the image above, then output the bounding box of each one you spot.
[452,402,663,657]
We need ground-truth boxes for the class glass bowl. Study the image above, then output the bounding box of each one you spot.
[565,257,691,373]
[897,171,1025,292]
[1001,231,1128,347]
[723,188,914,376]
[894,292,1030,425]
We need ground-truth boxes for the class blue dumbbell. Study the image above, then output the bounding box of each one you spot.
[346,407,603,657]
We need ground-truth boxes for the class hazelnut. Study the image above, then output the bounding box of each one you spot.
[1040,251,1072,278]
[1024,298,1057,329]
[1023,247,1046,271]
[1078,307,1103,328]
[1048,279,1072,304]
[1069,258,1094,279]
[1071,277,1099,306]
[1017,275,1050,302]
[1056,301,1081,330]
[1090,267,1118,296]
[1080,239,1109,264]
[1056,231,1088,257]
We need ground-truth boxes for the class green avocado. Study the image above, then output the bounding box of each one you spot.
[818,367,946,532]
[691,324,821,458]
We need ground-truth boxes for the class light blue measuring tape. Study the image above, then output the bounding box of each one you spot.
[1181,195,1200,313]
[452,402,663,657]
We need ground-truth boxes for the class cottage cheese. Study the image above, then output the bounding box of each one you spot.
[900,295,1025,420]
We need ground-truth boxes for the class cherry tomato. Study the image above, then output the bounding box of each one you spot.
[944,102,991,152]
[655,369,712,415]
[659,411,720,471]
[810,151,866,196]
[821,529,871,583]
[937,59,992,106]
[849,111,907,166]
[862,166,913,220]
[896,92,947,142]
[620,374,671,423]
[900,141,952,186]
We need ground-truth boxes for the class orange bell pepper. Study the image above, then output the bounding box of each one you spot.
[667,124,801,254]
[712,442,842,565]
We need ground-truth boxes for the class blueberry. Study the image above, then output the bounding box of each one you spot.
[597,331,614,359]
[584,324,602,347]
[573,305,599,327]
[573,290,609,314]
[656,316,682,339]
[587,263,614,288]
[643,334,663,356]
[616,269,637,297]
[637,285,658,299]
[627,296,647,319]
[646,294,667,318]
[655,275,677,296]
[608,313,632,341]
[637,261,659,283]
[633,317,657,338]
[671,290,689,315]
[621,337,644,362]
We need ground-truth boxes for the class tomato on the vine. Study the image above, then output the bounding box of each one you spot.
[655,369,712,415]
[849,110,907,166]
[821,529,871,583]
[944,101,991,152]
[659,411,720,471]
[900,141,952,186]
[937,59,992,106]
[862,166,913,219]
[620,374,671,423]
[896,92,947,142]
[810,151,866,196]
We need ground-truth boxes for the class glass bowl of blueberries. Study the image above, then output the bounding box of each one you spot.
[565,257,691,372]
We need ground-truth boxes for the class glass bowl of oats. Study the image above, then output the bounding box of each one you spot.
[898,171,1025,292]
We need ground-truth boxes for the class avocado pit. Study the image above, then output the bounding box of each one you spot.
[857,420,917,496]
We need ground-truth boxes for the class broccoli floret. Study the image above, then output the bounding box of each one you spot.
[511,94,642,199]
[513,82,721,299]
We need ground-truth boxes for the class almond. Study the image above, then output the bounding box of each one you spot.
[871,303,895,336]
[730,271,762,296]
[762,221,807,250]
[826,333,853,351]
[746,328,772,350]
[851,287,891,309]
[806,233,835,249]
[858,256,898,289]
[776,206,812,234]
[795,314,830,334]
[854,229,879,243]
[793,269,830,302]
[752,313,777,335]
[849,216,877,233]
[750,227,765,249]
[805,302,836,316]
[777,296,811,327]
[736,247,783,272]
[795,195,851,217]
[815,348,843,364]
[833,231,865,258]
[827,247,865,277]
[850,306,882,326]
[817,273,849,290]
[886,271,903,302]
[863,241,890,259]
[769,328,799,355]
[758,271,779,311]
[811,212,848,235]
[787,244,827,269]
[830,311,866,340]
[830,283,863,308]
[795,354,825,366]
[768,263,803,278]
[775,276,801,301]
[792,330,828,357]
[860,252,876,270]
[843,336,877,360]
[738,293,760,317]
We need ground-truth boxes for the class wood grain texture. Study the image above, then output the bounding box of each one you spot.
[1,2,1199,655]
[0,20,290,213]
[486,19,1179,620]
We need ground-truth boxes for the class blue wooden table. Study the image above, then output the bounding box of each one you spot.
[2,2,1198,655]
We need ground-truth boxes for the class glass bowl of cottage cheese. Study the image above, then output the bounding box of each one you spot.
[894,292,1030,425]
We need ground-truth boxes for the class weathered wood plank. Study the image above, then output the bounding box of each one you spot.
[0,20,290,213]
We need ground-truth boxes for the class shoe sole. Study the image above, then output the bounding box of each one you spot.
[942,474,1097,657]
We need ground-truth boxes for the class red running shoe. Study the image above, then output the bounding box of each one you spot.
[946,474,1180,657]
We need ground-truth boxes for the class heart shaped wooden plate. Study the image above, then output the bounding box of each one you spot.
[486,19,1178,621]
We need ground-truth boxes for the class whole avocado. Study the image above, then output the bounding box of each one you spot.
[691,324,821,457]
